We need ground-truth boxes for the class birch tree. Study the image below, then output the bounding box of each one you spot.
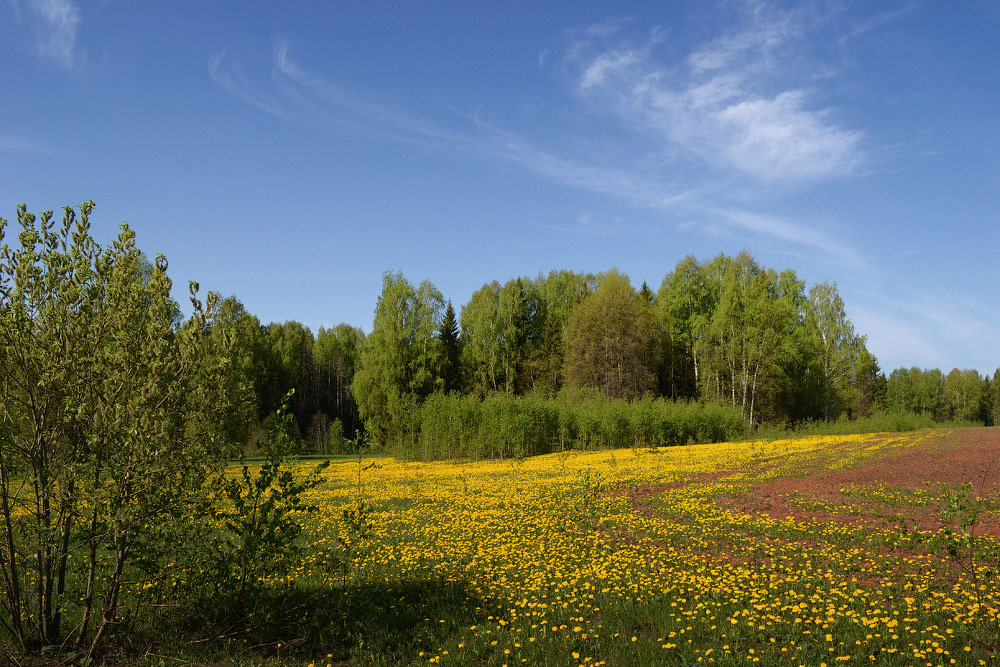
[460,281,502,395]
[657,256,719,400]
[806,282,865,421]
[353,271,444,449]
[704,253,795,426]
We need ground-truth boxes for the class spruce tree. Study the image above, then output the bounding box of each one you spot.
[639,280,655,305]
[439,300,462,393]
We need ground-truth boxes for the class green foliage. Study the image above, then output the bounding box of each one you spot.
[535,268,597,330]
[263,320,316,434]
[496,278,531,394]
[885,366,991,425]
[938,483,986,553]
[638,281,655,305]
[395,391,746,460]
[657,255,719,400]
[353,271,444,449]
[209,392,330,623]
[700,252,799,426]
[0,202,243,656]
[460,280,504,395]
[245,258,992,451]
[528,308,565,397]
[438,301,463,393]
[806,281,867,421]
[314,323,365,441]
[852,349,888,418]
[751,410,948,439]
[563,270,656,399]
[205,294,265,449]
[992,369,1000,426]
[887,367,946,418]
[944,368,985,422]
[327,417,350,453]
[935,482,999,652]
[651,254,888,426]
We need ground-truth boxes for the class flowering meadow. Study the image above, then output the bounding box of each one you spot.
[231,429,1000,666]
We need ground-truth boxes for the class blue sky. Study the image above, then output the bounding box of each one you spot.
[2,1,998,374]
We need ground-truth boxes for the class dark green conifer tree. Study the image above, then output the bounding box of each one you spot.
[439,300,462,393]
[639,281,655,305]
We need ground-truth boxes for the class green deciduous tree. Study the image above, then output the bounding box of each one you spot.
[519,270,596,396]
[460,281,503,395]
[701,253,797,426]
[206,295,266,448]
[314,323,365,441]
[944,368,985,422]
[563,270,656,399]
[657,256,718,400]
[209,391,329,623]
[887,367,946,419]
[353,271,444,450]
[0,202,240,655]
[262,321,315,437]
[460,278,540,395]
[805,281,867,421]
[536,269,597,330]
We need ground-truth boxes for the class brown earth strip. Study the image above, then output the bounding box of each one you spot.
[611,431,1000,589]
[719,427,1000,537]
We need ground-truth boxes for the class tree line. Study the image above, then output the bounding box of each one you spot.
[217,253,999,457]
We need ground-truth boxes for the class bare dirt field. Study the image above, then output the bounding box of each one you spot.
[720,427,1000,537]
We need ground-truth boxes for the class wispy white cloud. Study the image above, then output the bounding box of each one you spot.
[477,120,693,209]
[713,91,863,179]
[838,3,918,46]
[272,41,469,145]
[686,6,797,73]
[209,3,891,265]
[209,43,704,244]
[210,41,470,147]
[208,53,291,120]
[15,0,82,68]
[0,131,42,153]
[710,207,862,266]
[538,211,623,237]
[585,18,630,38]
[578,49,641,91]
[492,124,860,265]
[567,10,865,183]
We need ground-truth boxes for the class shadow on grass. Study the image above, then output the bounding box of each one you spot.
[142,578,487,665]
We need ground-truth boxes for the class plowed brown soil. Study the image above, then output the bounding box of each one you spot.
[719,427,1000,536]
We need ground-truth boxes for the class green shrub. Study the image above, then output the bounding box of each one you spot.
[395,392,747,460]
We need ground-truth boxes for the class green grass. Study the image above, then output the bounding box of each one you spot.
[5,429,998,666]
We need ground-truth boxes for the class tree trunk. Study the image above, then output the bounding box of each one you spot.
[0,445,26,646]
[87,543,129,658]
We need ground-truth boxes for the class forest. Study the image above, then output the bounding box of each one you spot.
[217,256,999,459]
